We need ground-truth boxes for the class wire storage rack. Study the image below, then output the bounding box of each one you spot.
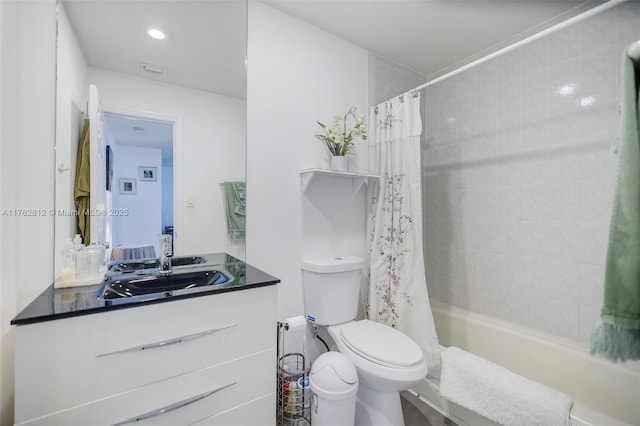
[276,322,311,426]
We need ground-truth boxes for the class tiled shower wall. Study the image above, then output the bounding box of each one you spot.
[424,2,640,345]
[369,54,426,106]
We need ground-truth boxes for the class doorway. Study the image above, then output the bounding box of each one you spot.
[103,113,174,256]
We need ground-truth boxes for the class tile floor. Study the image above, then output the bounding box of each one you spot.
[401,391,458,426]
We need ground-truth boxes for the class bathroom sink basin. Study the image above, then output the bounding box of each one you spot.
[172,256,207,267]
[109,256,206,273]
[98,269,230,300]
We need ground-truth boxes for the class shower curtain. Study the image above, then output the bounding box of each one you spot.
[367,93,441,376]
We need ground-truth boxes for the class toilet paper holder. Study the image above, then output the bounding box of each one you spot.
[276,321,311,426]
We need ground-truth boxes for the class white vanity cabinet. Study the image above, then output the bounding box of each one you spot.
[14,285,277,426]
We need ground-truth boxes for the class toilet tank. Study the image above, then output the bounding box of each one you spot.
[301,256,364,326]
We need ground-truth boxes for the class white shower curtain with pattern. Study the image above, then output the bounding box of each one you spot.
[367,93,441,376]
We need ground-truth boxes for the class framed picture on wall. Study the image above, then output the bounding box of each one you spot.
[119,178,136,195]
[105,145,113,191]
[139,166,157,182]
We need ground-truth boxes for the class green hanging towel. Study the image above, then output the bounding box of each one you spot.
[590,46,640,362]
[223,181,246,241]
[74,119,91,245]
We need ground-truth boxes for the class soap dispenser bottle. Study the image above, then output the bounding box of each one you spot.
[73,234,83,251]
[60,238,75,281]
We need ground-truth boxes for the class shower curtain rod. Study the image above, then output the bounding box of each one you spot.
[403,0,628,96]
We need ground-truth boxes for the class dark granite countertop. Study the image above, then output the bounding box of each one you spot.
[11,253,279,326]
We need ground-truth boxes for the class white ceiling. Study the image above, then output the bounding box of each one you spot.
[62,0,247,99]
[62,1,600,99]
[266,1,599,78]
[104,114,174,163]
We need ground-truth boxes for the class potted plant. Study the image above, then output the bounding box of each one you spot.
[315,106,367,172]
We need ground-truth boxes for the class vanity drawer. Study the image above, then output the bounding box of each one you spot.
[15,285,277,424]
[194,393,276,426]
[17,348,276,426]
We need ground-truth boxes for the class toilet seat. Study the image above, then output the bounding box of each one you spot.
[339,320,423,368]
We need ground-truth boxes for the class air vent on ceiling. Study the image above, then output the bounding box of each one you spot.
[141,63,167,76]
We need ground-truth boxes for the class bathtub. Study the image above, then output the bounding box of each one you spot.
[410,300,640,426]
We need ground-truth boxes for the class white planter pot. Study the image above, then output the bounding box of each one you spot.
[330,156,349,172]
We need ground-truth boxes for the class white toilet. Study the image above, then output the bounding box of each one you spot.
[302,256,427,426]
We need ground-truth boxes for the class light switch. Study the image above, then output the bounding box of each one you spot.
[186,194,196,208]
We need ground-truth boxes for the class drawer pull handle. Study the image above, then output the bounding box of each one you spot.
[96,323,238,357]
[111,382,237,425]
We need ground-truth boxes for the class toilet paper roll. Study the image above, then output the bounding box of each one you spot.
[282,316,309,363]
[284,315,307,334]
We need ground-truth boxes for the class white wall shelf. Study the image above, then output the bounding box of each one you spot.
[300,168,380,194]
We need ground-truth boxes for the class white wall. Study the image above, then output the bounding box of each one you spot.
[247,2,369,320]
[424,3,640,346]
[111,145,163,253]
[88,68,246,260]
[162,163,174,231]
[0,1,56,423]
[54,2,88,277]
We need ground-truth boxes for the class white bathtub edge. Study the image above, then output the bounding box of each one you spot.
[427,299,639,426]
[410,376,630,426]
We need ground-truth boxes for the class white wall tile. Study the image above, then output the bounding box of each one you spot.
[579,305,600,344]
[454,249,476,282]
[495,79,522,129]
[474,87,498,136]
[579,263,605,309]
[577,143,617,179]
[548,99,582,144]
[546,260,579,302]
[580,48,617,107]
[452,69,476,101]
[578,221,609,264]
[547,25,580,65]
[518,293,550,330]
[475,251,500,286]
[373,55,426,105]
[475,59,496,87]
[521,69,548,122]
[422,5,623,344]
[542,299,580,341]
[521,183,579,221]
[521,38,548,75]
[578,107,618,142]
[580,9,616,55]
[516,256,547,296]
[543,222,579,261]
[495,49,521,83]
[615,2,640,47]
[548,57,581,104]
[579,178,615,222]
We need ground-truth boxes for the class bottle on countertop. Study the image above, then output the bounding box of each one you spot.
[73,234,84,251]
[60,238,76,281]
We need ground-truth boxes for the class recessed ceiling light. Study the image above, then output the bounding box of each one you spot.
[147,28,166,40]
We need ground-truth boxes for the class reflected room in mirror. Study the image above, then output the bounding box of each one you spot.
[54,0,247,277]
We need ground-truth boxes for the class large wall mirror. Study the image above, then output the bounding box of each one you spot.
[54,0,247,276]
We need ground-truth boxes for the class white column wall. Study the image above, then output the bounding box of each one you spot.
[247,2,369,320]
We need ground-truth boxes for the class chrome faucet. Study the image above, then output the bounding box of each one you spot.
[158,234,173,275]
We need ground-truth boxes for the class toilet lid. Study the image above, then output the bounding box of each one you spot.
[340,320,423,368]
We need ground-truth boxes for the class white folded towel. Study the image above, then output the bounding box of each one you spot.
[440,347,572,426]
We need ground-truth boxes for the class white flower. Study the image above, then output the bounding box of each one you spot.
[314,106,367,155]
